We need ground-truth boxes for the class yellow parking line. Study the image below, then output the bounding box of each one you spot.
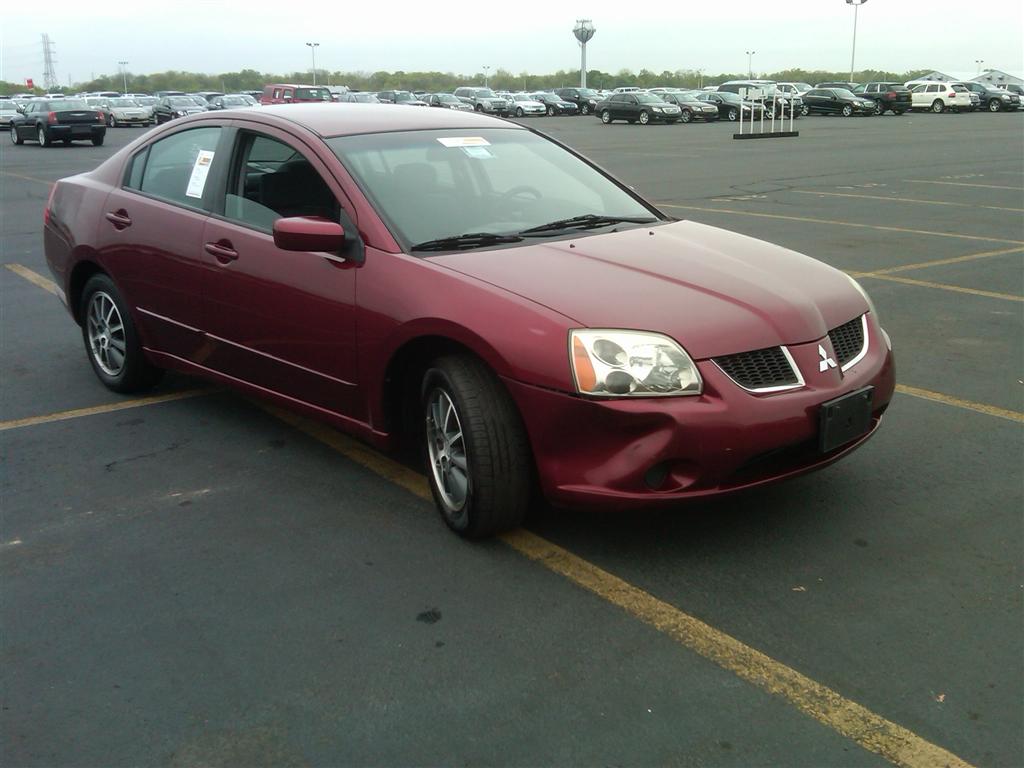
[905,179,1023,191]
[895,385,1024,423]
[794,189,1024,213]
[0,390,213,432]
[258,401,974,768]
[0,171,53,186]
[866,247,1024,275]
[659,204,1024,245]
[5,264,61,296]
[848,271,1023,302]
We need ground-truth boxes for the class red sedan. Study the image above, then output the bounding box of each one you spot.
[44,104,895,538]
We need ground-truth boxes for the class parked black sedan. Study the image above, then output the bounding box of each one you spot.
[694,91,763,122]
[594,92,682,124]
[659,92,721,122]
[553,87,602,115]
[426,93,474,111]
[206,94,256,110]
[852,83,912,114]
[531,92,580,116]
[152,96,208,124]
[803,88,876,116]
[9,98,105,146]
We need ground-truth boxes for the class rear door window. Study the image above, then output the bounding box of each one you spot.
[138,127,223,210]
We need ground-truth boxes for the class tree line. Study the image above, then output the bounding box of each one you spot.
[3,66,934,96]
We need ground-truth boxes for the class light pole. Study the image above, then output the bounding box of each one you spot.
[846,0,868,83]
[975,59,984,75]
[483,65,490,88]
[573,19,595,88]
[306,42,320,86]
[745,51,756,79]
[118,61,128,94]
[697,68,704,89]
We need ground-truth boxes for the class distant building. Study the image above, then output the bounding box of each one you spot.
[918,69,1023,86]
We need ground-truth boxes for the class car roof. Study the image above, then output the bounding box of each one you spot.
[232,103,527,137]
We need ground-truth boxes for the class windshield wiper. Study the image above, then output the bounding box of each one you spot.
[410,232,524,252]
[518,214,657,235]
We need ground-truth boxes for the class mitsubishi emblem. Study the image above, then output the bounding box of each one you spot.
[818,344,837,372]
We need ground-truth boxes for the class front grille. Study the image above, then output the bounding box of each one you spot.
[714,346,799,391]
[828,316,865,368]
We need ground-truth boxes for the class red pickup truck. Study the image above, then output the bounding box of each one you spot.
[260,84,333,105]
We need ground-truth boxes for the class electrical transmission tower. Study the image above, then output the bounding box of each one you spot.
[41,33,58,91]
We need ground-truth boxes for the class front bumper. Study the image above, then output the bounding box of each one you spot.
[505,315,895,510]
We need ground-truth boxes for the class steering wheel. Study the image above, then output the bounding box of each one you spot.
[501,186,542,201]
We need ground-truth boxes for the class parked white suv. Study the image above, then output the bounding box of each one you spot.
[905,81,974,113]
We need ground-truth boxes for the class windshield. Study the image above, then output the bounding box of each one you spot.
[168,97,196,106]
[474,89,497,98]
[135,97,157,105]
[636,94,666,104]
[512,95,533,102]
[109,98,138,107]
[295,87,331,100]
[438,95,459,103]
[354,93,378,102]
[0,102,16,112]
[578,89,599,97]
[834,89,857,99]
[327,128,656,251]
[220,96,248,106]
[394,91,415,101]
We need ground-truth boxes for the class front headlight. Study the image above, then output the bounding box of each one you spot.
[1001,94,1011,100]
[570,330,702,397]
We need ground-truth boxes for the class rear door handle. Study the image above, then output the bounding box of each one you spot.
[104,210,132,229]
[204,241,239,263]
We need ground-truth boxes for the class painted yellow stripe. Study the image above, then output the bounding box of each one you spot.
[0,390,213,432]
[794,189,1024,213]
[895,385,1024,423]
[848,271,1023,302]
[867,247,1024,275]
[257,401,974,768]
[905,179,1023,191]
[660,204,1024,246]
[0,170,53,186]
[5,263,61,296]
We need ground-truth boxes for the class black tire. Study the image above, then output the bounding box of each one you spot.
[11,126,24,145]
[894,109,906,116]
[580,104,590,115]
[421,355,531,538]
[546,105,555,116]
[988,99,1001,112]
[874,100,885,115]
[37,125,52,147]
[800,104,810,116]
[727,107,739,121]
[931,99,945,113]
[106,113,115,127]
[515,107,524,117]
[842,104,853,117]
[92,136,104,146]
[600,109,612,124]
[474,104,483,112]
[79,273,163,393]
[638,110,650,125]
[680,109,693,123]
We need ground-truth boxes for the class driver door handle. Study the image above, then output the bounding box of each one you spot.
[204,241,239,263]
[104,210,132,229]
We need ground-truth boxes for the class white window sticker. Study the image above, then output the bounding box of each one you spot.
[185,150,215,199]
[436,136,490,148]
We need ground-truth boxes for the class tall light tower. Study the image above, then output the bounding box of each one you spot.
[846,0,868,83]
[306,42,320,86]
[483,65,490,88]
[745,51,756,79]
[573,19,595,88]
[975,59,984,75]
[118,61,128,94]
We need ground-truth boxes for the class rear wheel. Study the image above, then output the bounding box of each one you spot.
[874,100,885,115]
[680,109,693,123]
[931,99,945,113]
[37,125,52,146]
[422,355,531,538]
[92,136,104,146]
[580,104,590,115]
[106,113,115,127]
[515,107,524,117]
[727,108,739,121]
[894,109,906,116]
[800,104,810,116]
[601,110,612,124]
[638,110,650,125]
[80,274,164,393]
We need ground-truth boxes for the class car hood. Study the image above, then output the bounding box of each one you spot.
[432,220,866,359]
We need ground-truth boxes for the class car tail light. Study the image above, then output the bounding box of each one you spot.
[886,91,897,99]
[47,111,57,124]
[96,112,105,122]
[44,183,56,226]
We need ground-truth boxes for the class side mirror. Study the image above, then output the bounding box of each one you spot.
[274,216,347,254]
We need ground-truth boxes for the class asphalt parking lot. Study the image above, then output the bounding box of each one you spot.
[2,112,1022,767]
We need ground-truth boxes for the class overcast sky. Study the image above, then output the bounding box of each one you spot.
[3,0,1022,86]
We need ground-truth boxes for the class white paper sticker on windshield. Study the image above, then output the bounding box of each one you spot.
[185,150,215,198]
[437,136,490,147]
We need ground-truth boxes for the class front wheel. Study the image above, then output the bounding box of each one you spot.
[10,126,23,145]
[546,105,555,116]
[422,355,532,538]
[680,109,693,123]
[988,99,1001,112]
[106,113,115,127]
[80,274,164,393]
[931,99,945,113]
[842,104,853,117]
[515,107,524,117]
[638,110,650,124]
[874,100,885,115]
[600,110,612,124]
[727,108,739,121]
[800,104,810,116]
[580,104,590,115]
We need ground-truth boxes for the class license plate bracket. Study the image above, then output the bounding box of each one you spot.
[819,386,874,453]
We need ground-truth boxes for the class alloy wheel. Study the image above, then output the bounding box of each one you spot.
[86,291,127,376]
[601,110,611,124]
[425,387,469,518]
[639,110,649,124]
